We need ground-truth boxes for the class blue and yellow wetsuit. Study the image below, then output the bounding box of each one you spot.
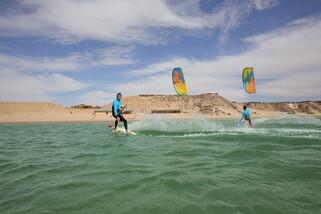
[112,99,121,117]
[243,109,250,119]
[112,99,128,130]
[242,109,252,125]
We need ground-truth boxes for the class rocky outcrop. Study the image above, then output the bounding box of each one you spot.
[105,93,321,116]
[247,101,321,115]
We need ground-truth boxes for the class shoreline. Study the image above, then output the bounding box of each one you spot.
[1,112,319,125]
[1,94,320,124]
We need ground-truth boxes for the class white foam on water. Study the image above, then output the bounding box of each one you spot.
[254,115,321,126]
[154,128,321,139]
[130,115,321,139]
[131,115,226,133]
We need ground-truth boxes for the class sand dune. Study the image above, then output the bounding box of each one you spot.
[0,102,109,123]
[1,94,320,123]
[105,93,321,119]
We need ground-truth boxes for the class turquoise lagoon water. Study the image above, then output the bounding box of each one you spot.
[0,115,321,214]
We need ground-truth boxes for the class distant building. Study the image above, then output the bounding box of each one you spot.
[70,104,101,109]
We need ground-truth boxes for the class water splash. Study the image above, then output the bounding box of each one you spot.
[130,115,321,139]
[254,115,321,126]
[131,116,226,133]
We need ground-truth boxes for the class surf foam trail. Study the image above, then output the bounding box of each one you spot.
[130,115,321,139]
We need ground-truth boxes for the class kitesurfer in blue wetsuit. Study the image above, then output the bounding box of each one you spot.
[240,105,253,127]
[112,93,128,133]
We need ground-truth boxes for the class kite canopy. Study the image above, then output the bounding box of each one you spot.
[242,67,255,94]
[172,67,188,95]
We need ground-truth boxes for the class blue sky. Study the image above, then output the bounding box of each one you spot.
[0,0,321,106]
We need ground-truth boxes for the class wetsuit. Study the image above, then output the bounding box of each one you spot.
[242,109,252,125]
[112,99,128,130]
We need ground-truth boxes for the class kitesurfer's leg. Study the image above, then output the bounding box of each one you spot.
[114,116,120,130]
[119,115,128,131]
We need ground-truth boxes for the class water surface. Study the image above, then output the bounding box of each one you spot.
[1,116,321,214]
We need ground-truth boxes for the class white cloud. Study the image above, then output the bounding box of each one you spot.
[0,53,86,72]
[0,70,89,101]
[79,90,116,105]
[207,0,279,41]
[0,0,278,44]
[251,0,278,10]
[95,46,136,66]
[0,44,136,102]
[0,45,135,74]
[110,16,321,101]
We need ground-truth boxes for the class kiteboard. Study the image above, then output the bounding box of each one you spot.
[108,125,137,135]
[237,120,253,128]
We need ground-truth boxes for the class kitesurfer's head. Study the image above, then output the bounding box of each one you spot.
[243,105,247,110]
[116,92,122,101]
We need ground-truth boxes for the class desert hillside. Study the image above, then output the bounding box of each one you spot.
[0,102,66,113]
[0,102,104,123]
[247,101,321,115]
[1,94,321,123]
[105,93,240,116]
[105,93,321,117]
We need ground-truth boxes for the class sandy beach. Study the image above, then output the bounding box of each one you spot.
[1,93,320,124]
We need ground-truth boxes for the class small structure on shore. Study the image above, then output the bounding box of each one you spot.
[150,109,181,114]
[70,104,101,109]
[93,109,133,115]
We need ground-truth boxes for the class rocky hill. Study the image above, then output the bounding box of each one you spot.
[0,102,66,113]
[247,101,321,115]
[1,94,320,123]
[105,93,321,117]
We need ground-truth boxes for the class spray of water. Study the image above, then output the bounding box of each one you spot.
[254,115,321,126]
[129,115,321,139]
[131,115,226,133]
